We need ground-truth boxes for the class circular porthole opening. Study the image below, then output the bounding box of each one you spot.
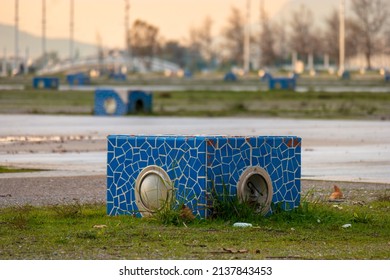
[237,167,273,215]
[135,166,173,216]
[104,98,117,114]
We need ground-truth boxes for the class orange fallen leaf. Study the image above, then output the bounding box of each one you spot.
[329,185,343,200]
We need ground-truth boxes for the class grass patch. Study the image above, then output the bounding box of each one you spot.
[0,166,45,173]
[1,196,389,259]
[153,90,390,119]
[0,88,390,119]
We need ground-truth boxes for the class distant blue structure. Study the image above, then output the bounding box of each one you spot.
[67,72,90,86]
[184,69,192,78]
[109,72,127,81]
[265,73,297,91]
[340,70,350,80]
[260,72,273,82]
[127,90,153,113]
[224,71,237,82]
[385,72,390,82]
[32,77,59,89]
[95,89,153,116]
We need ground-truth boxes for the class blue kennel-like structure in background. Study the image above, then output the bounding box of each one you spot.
[32,77,59,89]
[66,72,90,86]
[94,89,153,116]
[261,73,298,91]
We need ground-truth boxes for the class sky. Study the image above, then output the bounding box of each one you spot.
[0,0,290,48]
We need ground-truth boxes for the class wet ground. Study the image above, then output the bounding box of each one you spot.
[0,114,389,184]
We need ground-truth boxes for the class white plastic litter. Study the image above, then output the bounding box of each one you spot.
[342,223,352,228]
[233,222,253,228]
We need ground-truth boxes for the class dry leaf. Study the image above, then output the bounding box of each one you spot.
[180,205,195,221]
[329,185,344,200]
[93,224,107,229]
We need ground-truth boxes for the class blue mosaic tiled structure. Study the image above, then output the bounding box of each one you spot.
[107,135,301,218]
[224,72,237,82]
[385,72,390,82]
[183,69,192,78]
[94,89,153,116]
[109,72,127,81]
[32,77,59,89]
[260,72,273,82]
[67,72,90,86]
[340,70,351,80]
[267,73,298,91]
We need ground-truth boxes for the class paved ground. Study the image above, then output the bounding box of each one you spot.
[0,114,389,207]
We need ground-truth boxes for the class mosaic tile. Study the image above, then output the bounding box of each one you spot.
[32,77,59,89]
[95,89,153,115]
[107,135,301,218]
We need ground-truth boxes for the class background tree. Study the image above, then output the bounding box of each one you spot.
[221,7,245,66]
[189,16,215,68]
[258,3,276,67]
[129,19,159,69]
[273,20,289,66]
[289,5,317,61]
[385,29,390,55]
[160,40,188,68]
[350,0,389,69]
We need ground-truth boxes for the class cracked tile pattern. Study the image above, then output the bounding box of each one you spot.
[95,89,153,115]
[107,135,301,218]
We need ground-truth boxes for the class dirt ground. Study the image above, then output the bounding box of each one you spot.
[0,174,387,208]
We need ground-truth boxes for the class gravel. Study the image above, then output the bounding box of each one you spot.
[0,175,106,208]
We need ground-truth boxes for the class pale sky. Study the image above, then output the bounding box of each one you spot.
[0,0,289,48]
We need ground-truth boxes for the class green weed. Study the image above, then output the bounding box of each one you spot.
[1,200,390,259]
[0,166,44,173]
[49,200,83,218]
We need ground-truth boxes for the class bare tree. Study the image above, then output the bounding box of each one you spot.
[273,20,288,65]
[385,29,390,55]
[258,3,276,67]
[160,40,188,68]
[350,0,389,69]
[95,31,104,68]
[221,6,245,66]
[323,9,359,65]
[129,19,159,69]
[289,5,317,60]
[189,16,215,66]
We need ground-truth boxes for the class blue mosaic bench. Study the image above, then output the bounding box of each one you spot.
[109,72,127,81]
[107,135,301,218]
[224,72,237,82]
[66,72,90,86]
[94,89,153,116]
[385,72,390,82]
[32,77,59,89]
[266,73,298,91]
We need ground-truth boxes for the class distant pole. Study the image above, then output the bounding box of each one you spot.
[339,0,345,75]
[14,0,19,73]
[259,0,264,68]
[42,0,46,66]
[70,0,74,64]
[125,0,129,52]
[292,51,297,72]
[244,0,251,73]
[124,0,132,71]
[24,47,29,75]
[324,53,329,69]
